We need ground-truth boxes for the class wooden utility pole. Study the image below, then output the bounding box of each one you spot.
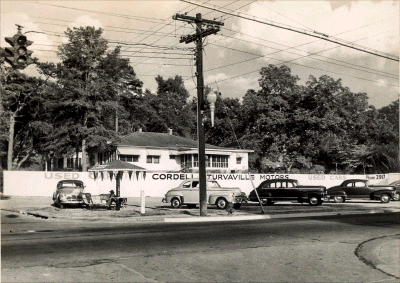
[173,13,223,216]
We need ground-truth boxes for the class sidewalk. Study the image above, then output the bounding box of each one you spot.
[1,195,399,223]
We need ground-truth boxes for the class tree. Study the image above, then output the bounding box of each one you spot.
[0,65,52,170]
[38,26,139,171]
[149,75,195,137]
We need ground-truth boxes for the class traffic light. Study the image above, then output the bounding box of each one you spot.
[4,31,34,70]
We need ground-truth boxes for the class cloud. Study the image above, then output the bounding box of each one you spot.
[205,72,259,98]
[236,1,399,64]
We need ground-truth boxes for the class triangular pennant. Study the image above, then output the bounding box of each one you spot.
[109,171,113,181]
[118,171,123,180]
[94,171,98,181]
[136,171,140,180]
[100,171,104,181]
[143,171,146,180]
[128,171,133,180]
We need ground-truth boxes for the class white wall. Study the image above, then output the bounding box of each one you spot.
[4,171,398,198]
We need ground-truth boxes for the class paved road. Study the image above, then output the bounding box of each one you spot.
[2,213,399,282]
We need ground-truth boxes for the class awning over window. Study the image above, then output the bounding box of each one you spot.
[169,150,179,155]
[179,150,231,155]
[236,153,246,158]
[117,148,143,155]
[146,150,162,156]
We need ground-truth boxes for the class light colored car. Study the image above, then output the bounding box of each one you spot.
[52,180,85,208]
[162,179,247,209]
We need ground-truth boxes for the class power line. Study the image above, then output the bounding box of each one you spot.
[35,2,170,25]
[180,0,399,62]
[211,32,398,79]
[216,27,398,79]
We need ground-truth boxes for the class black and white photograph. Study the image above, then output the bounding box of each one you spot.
[1,1,399,282]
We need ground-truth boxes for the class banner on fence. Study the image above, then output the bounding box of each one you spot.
[3,171,398,197]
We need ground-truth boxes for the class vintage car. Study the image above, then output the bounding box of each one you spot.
[327,179,397,203]
[162,179,247,209]
[248,178,326,206]
[52,180,85,208]
[388,180,400,201]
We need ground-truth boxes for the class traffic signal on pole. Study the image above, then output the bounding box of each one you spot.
[4,31,34,70]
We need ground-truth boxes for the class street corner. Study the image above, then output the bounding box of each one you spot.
[356,235,400,279]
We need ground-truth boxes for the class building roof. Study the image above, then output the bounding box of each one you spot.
[117,132,252,152]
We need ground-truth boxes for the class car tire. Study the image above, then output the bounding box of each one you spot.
[308,196,320,206]
[216,198,228,209]
[170,197,182,209]
[333,196,345,203]
[186,204,196,209]
[393,193,400,201]
[233,203,242,209]
[380,193,391,203]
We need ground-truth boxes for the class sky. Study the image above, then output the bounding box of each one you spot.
[1,0,399,108]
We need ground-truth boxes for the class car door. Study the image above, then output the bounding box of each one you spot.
[281,181,298,200]
[182,181,199,203]
[347,181,370,198]
[267,181,281,200]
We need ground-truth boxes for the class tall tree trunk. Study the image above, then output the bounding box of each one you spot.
[82,138,87,172]
[7,112,15,170]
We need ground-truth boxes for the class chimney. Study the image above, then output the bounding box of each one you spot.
[168,128,172,135]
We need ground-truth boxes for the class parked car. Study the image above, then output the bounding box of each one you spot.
[162,179,247,209]
[248,178,326,206]
[52,180,85,208]
[388,180,400,201]
[327,179,397,203]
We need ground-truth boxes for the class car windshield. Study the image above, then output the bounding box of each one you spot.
[58,188,83,194]
[207,181,220,188]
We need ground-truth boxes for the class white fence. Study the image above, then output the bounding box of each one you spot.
[3,171,400,198]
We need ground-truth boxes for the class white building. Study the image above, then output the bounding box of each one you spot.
[90,130,253,173]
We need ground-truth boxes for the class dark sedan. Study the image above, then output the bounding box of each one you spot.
[388,180,400,201]
[248,178,326,206]
[327,179,397,203]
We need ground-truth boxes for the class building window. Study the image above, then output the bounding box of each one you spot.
[236,157,242,164]
[193,155,211,168]
[182,154,192,168]
[212,155,228,168]
[67,157,81,169]
[120,155,139,162]
[169,155,176,159]
[147,155,160,164]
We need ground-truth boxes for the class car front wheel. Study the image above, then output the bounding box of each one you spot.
[216,198,228,209]
[380,194,391,203]
[308,196,320,206]
[171,197,182,208]
[333,196,345,203]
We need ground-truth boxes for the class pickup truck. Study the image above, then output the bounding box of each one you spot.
[327,179,397,203]
[248,178,327,206]
[162,179,247,209]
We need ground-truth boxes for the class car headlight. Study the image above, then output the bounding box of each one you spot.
[59,194,68,201]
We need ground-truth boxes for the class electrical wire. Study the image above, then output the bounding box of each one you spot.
[180,0,399,61]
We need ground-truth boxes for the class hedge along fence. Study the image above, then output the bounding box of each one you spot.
[3,171,399,198]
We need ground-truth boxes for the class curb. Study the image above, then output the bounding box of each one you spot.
[3,208,399,223]
[165,214,271,223]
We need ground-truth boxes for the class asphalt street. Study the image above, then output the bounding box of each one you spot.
[2,212,400,282]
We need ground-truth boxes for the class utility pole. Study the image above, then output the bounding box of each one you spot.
[173,13,223,216]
